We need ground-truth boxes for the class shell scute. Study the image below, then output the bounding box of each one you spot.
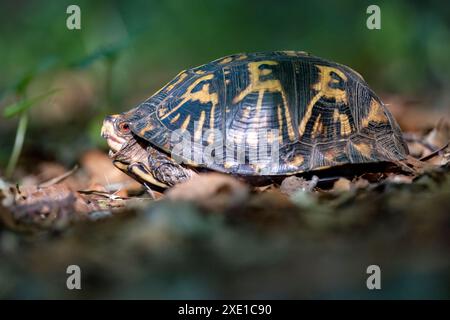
[126,51,408,176]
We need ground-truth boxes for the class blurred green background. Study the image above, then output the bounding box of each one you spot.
[0,0,449,170]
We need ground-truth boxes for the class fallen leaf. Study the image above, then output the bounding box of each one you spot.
[424,119,450,149]
[280,176,318,195]
[385,174,414,184]
[165,173,249,212]
[0,183,92,230]
[80,149,142,194]
[333,178,352,192]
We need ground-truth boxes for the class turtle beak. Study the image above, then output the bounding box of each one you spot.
[101,114,127,155]
[101,115,116,139]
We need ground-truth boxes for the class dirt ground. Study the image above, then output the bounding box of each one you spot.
[0,107,449,299]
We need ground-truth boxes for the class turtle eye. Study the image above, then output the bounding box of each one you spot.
[118,122,131,134]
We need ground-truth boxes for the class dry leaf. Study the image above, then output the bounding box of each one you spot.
[280,176,317,195]
[333,178,352,192]
[165,173,249,212]
[80,149,142,194]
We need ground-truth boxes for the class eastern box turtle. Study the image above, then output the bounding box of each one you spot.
[101,51,410,189]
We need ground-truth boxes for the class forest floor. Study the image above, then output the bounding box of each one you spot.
[0,106,449,299]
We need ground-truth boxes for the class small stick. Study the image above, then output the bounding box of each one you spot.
[77,189,129,200]
[403,133,436,152]
[419,142,449,162]
[39,165,79,188]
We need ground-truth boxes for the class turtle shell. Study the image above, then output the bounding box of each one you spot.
[124,51,408,176]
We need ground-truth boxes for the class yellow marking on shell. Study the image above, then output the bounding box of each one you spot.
[160,74,218,121]
[333,108,340,123]
[318,122,323,136]
[170,113,181,124]
[232,61,294,141]
[166,71,188,92]
[219,57,233,64]
[312,114,322,139]
[207,132,215,145]
[267,130,276,144]
[231,130,244,146]
[353,142,372,158]
[195,70,206,75]
[207,100,218,144]
[298,92,323,136]
[282,50,309,56]
[250,163,263,173]
[233,61,283,103]
[151,85,165,97]
[180,114,191,133]
[139,123,155,136]
[277,104,284,144]
[312,65,348,103]
[194,110,206,141]
[324,151,336,162]
[284,104,295,141]
[246,130,259,147]
[362,99,388,127]
[242,106,251,118]
[224,161,234,169]
[158,106,168,118]
[299,65,348,137]
[289,155,304,167]
[339,114,352,136]
[184,158,199,167]
[236,54,248,61]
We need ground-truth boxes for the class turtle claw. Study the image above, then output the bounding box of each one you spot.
[144,183,156,200]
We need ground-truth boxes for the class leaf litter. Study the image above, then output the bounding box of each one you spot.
[0,119,449,298]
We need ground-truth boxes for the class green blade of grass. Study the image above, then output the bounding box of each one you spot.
[71,40,129,69]
[3,88,60,119]
[5,111,29,179]
[0,56,58,99]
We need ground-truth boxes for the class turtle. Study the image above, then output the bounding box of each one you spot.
[101,51,412,189]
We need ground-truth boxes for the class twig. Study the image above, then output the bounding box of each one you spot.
[403,133,436,152]
[420,142,449,162]
[78,189,128,200]
[39,165,79,188]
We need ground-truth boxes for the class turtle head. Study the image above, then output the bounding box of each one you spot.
[101,114,133,155]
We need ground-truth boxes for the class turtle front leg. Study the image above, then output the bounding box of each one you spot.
[116,155,196,189]
[128,163,169,189]
[151,161,196,187]
[147,147,197,187]
[130,161,195,189]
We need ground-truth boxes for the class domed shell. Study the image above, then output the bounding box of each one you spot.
[124,51,408,176]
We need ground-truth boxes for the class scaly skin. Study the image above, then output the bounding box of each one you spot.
[101,115,196,188]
